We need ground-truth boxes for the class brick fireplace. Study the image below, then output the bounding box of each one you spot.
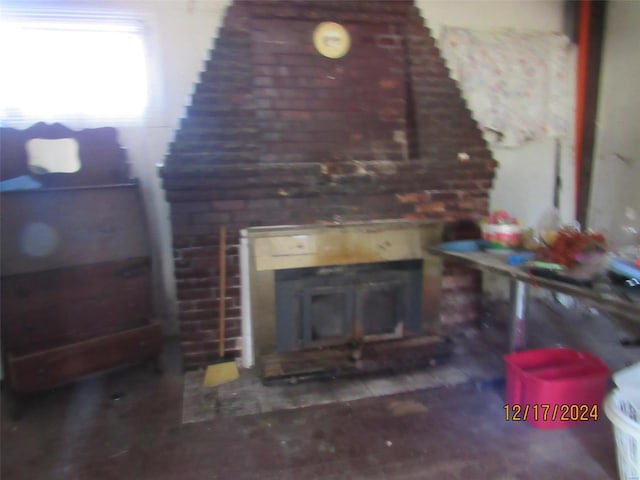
[160,0,496,369]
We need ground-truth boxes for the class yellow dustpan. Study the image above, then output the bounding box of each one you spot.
[203,226,239,387]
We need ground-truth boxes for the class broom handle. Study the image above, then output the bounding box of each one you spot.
[218,226,227,358]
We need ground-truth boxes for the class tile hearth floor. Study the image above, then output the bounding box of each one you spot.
[183,362,485,424]
[182,342,504,424]
[3,296,640,480]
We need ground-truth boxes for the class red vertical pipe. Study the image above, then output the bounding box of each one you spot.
[575,0,591,221]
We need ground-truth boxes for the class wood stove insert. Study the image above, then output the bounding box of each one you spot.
[241,220,451,380]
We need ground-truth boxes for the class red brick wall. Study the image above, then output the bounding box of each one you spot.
[160,0,496,368]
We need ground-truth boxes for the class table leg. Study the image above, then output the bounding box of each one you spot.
[509,279,528,351]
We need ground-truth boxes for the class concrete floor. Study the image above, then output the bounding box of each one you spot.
[2,297,639,480]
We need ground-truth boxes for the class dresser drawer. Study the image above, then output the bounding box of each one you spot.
[7,323,162,393]
[2,257,152,354]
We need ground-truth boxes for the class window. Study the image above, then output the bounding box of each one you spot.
[0,12,149,124]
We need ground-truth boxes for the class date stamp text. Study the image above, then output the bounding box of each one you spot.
[504,403,599,422]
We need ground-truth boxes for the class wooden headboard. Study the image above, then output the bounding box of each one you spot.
[0,122,130,188]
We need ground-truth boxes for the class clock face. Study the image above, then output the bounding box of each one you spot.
[313,22,351,59]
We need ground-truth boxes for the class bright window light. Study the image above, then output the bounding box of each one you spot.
[0,14,149,123]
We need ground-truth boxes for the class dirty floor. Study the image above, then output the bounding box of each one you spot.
[3,296,639,480]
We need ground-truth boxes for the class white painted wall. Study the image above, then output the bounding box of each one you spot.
[589,0,640,246]
[416,0,563,40]
[416,0,576,229]
[78,0,231,334]
[109,0,230,333]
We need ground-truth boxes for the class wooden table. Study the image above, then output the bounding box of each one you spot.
[431,248,640,351]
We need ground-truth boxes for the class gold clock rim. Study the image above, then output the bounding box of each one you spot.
[313,21,351,59]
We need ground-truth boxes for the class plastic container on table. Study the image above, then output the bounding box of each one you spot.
[482,223,522,249]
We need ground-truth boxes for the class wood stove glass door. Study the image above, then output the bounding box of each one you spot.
[302,285,354,347]
[356,280,406,341]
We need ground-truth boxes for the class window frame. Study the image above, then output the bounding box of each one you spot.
[0,7,154,128]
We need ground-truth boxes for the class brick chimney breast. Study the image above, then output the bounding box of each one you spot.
[160,0,497,368]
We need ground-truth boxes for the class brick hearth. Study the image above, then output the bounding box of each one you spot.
[160,0,496,368]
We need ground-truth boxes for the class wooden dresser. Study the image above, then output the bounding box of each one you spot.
[0,123,162,395]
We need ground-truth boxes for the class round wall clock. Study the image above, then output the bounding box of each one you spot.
[313,22,351,59]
